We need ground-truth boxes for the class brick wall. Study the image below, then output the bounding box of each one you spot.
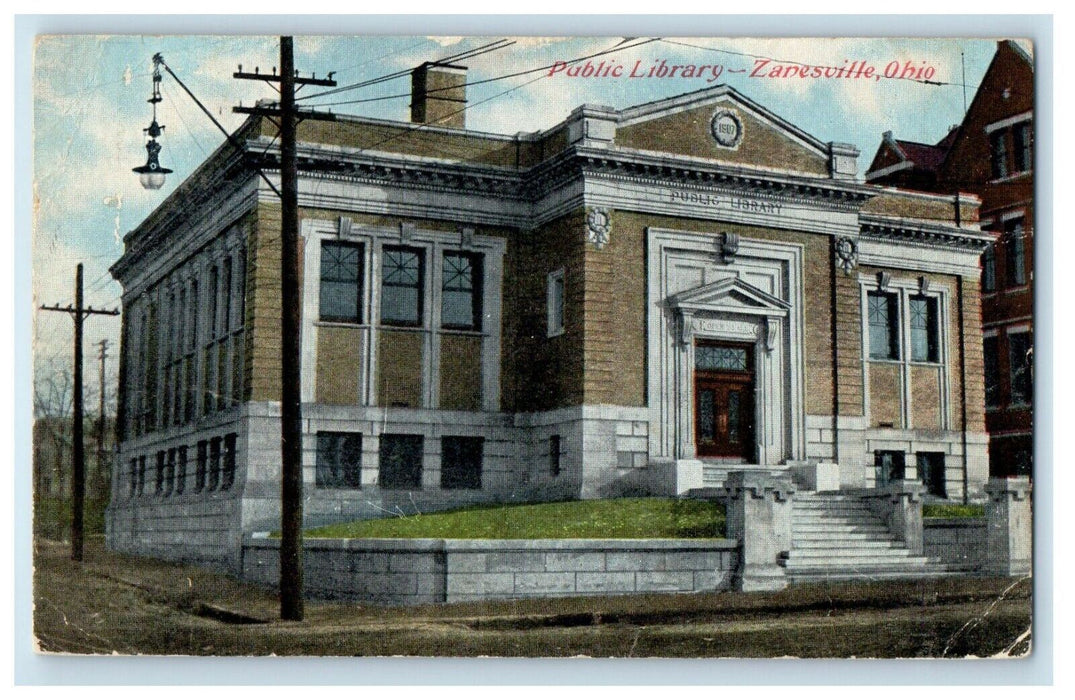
[506,210,586,411]
[616,103,829,175]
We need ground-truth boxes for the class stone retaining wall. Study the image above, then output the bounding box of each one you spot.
[923,517,987,571]
[242,536,738,605]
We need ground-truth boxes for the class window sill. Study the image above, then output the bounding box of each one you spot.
[440,327,485,337]
[988,172,1032,185]
[315,320,369,329]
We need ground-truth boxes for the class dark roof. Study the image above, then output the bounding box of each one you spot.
[891,126,959,173]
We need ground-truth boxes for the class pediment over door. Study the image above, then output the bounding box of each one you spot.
[667,276,791,317]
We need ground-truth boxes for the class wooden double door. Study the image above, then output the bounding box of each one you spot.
[694,341,756,460]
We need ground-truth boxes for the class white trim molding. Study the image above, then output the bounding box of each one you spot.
[646,227,806,469]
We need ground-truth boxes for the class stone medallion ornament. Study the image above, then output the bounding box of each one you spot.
[586,207,612,250]
[710,109,744,149]
[835,236,859,275]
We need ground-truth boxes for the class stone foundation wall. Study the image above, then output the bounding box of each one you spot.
[923,517,987,571]
[242,537,738,605]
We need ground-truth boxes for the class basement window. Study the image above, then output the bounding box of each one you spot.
[137,456,146,496]
[165,448,176,497]
[917,452,947,498]
[128,458,138,498]
[195,440,207,492]
[875,450,905,487]
[222,433,237,491]
[155,450,165,495]
[316,432,362,489]
[208,437,222,491]
[550,435,562,477]
[175,446,187,495]
[441,436,483,490]
[379,434,423,489]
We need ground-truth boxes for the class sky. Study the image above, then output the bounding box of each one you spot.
[31,33,1014,408]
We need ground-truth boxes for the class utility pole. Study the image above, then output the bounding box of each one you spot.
[96,339,109,500]
[40,264,120,561]
[234,36,336,621]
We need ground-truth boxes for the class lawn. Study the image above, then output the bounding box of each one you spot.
[303,498,726,539]
[923,503,986,518]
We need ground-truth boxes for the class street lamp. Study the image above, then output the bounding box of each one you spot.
[133,54,172,190]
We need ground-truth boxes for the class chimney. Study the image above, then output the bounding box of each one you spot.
[410,62,467,130]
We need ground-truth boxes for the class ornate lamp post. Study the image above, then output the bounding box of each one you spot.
[132,54,172,190]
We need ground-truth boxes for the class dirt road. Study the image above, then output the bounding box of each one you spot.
[32,538,1032,658]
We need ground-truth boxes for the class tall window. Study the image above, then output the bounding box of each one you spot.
[990,131,1008,179]
[984,335,1000,408]
[982,243,996,292]
[316,432,362,489]
[173,288,185,424]
[441,252,483,330]
[185,281,198,423]
[1005,220,1027,286]
[1014,122,1033,173]
[867,291,899,360]
[137,456,146,496]
[547,268,565,337]
[320,241,363,322]
[909,295,939,362]
[221,256,233,335]
[441,436,483,489]
[208,265,219,338]
[381,246,423,326]
[1009,331,1033,406]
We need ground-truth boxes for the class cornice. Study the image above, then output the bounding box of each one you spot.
[859,213,992,252]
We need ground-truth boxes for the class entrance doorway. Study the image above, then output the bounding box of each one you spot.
[694,341,755,460]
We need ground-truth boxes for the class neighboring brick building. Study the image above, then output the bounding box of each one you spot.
[867,40,1034,478]
[108,64,992,569]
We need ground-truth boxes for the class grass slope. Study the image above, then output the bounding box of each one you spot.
[304,498,726,539]
[923,503,986,518]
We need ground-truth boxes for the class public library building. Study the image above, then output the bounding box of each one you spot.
[107,67,992,567]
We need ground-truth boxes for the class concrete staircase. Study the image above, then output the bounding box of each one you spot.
[786,492,949,582]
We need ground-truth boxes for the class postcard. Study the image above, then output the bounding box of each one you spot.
[30,32,1035,661]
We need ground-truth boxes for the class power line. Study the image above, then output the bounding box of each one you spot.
[660,38,982,91]
[306,37,661,109]
[297,38,516,103]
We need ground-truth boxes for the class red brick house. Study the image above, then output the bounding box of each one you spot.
[867,40,1034,477]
